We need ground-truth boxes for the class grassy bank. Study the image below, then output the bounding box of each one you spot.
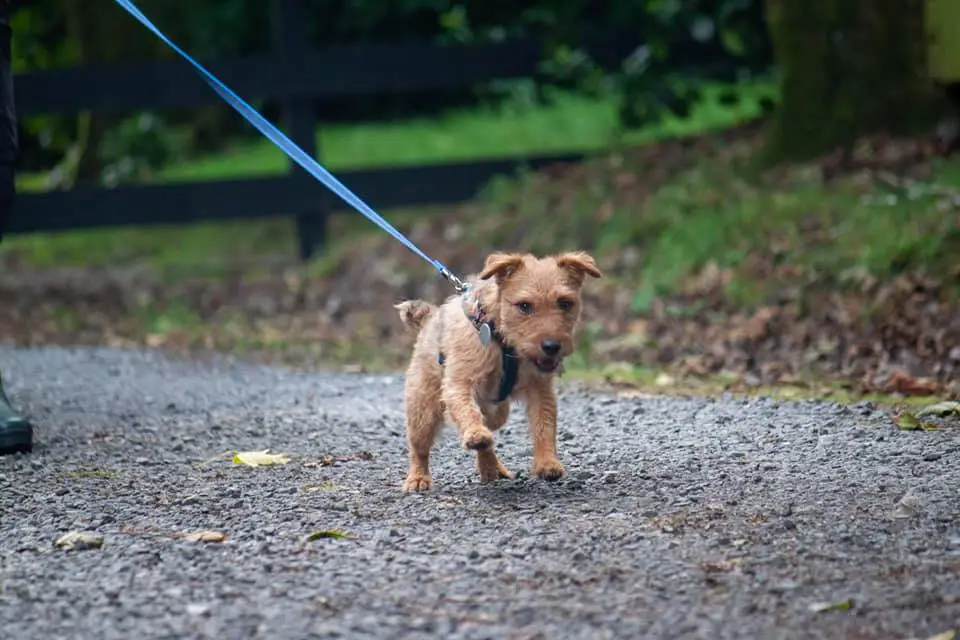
[7,82,775,269]
[2,80,958,402]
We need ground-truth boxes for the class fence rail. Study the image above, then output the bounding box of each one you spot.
[8,0,730,259]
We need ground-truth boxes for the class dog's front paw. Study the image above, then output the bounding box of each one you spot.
[402,473,433,492]
[462,427,494,451]
[532,459,566,481]
[478,460,514,484]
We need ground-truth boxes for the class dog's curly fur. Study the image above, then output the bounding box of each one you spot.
[394,251,602,491]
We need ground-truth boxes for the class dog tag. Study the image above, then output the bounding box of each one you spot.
[478,322,492,347]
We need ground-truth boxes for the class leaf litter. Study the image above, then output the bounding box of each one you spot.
[905,632,956,640]
[55,531,105,551]
[303,451,375,467]
[916,401,960,419]
[894,410,939,432]
[306,529,349,541]
[232,450,291,467]
[181,530,227,543]
[2,124,958,398]
[808,598,854,613]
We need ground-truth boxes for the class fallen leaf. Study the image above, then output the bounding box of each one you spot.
[916,401,960,419]
[232,450,291,467]
[700,557,743,573]
[303,451,374,467]
[809,598,854,613]
[906,631,957,640]
[655,373,675,387]
[55,531,104,551]
[878,369,940,396]
[182,530,227,543]
[307,529,348,541]
[145,333,167,348]
[892,492,922,519]
[894,411,938,431]
[301,481,344,492]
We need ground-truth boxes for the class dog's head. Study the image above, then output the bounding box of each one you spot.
[479,251,602,374]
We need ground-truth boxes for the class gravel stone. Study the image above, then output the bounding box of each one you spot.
[1,346,958,639]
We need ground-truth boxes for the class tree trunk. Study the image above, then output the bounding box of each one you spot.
[763,0,946,163]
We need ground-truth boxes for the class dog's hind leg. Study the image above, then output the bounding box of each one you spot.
[401,362,444,492]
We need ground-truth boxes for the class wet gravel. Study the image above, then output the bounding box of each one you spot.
[1,346,958,640]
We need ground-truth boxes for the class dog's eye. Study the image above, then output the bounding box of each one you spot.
[514,301,533,315]
[557,298,575,312]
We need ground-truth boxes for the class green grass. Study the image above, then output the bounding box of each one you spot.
[8,71,958,309]
[8,77,959,402]
[155,82,775,183]
[8,71,958,314]
[16,83,770,193]
[471,130,960,312]
[628,157,960,309]
[6,81,776,270]
[561,360,950,410]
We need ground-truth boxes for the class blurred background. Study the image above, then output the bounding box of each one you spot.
[1,0,958,400]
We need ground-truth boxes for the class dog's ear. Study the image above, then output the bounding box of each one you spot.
[556,251,603,283]
[480,252,525,282]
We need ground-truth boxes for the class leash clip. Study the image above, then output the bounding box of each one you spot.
[439,266,468,294]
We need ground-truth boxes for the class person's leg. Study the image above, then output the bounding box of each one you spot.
[0,0,33,456]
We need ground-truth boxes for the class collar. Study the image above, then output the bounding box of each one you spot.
[440,286,520,403]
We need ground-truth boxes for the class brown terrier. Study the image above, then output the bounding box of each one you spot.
[394,251,602,491]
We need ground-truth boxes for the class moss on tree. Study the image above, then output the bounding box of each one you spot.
[763,0,946,163]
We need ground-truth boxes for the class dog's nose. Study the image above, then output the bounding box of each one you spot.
[540,339,561,356]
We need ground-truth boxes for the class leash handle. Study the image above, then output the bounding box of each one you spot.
[112,0,467,289]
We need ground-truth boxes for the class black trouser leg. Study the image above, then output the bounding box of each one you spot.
[0,1,32,456]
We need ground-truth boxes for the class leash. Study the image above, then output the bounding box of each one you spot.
[112,0,468,294]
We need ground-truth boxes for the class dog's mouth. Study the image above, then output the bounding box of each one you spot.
[532,356,562,373]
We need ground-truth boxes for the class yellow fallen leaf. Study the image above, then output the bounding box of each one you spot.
[895,412,938,431]
[655,373,675,387]
[307,529,348,541]
[55,531,104,551]
[232,450,291,467]
[182,530,227,543]
[916,401,960,419]
[906,631,956,640]
[809,598,854,613]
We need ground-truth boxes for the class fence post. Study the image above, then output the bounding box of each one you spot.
[272,0,325,260]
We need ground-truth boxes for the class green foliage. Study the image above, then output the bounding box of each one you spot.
[99,113,191,186]
[470,114,959,313]
[11,2,77,170]
[8,78,771,276]
[9,0,773,183]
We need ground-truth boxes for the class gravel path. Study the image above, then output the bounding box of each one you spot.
[1,346,957,640]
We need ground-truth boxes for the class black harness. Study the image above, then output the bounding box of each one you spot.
[437,290,519,403]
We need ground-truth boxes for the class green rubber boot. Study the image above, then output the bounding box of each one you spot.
[0,367,32,455]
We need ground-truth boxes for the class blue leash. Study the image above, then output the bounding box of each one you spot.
[112,0,467,292]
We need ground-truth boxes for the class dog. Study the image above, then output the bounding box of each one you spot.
[394,251,602,491]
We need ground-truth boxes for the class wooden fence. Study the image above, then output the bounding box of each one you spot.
[8,0,732,259]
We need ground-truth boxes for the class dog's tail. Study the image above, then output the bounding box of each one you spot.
[394,300,438,333]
